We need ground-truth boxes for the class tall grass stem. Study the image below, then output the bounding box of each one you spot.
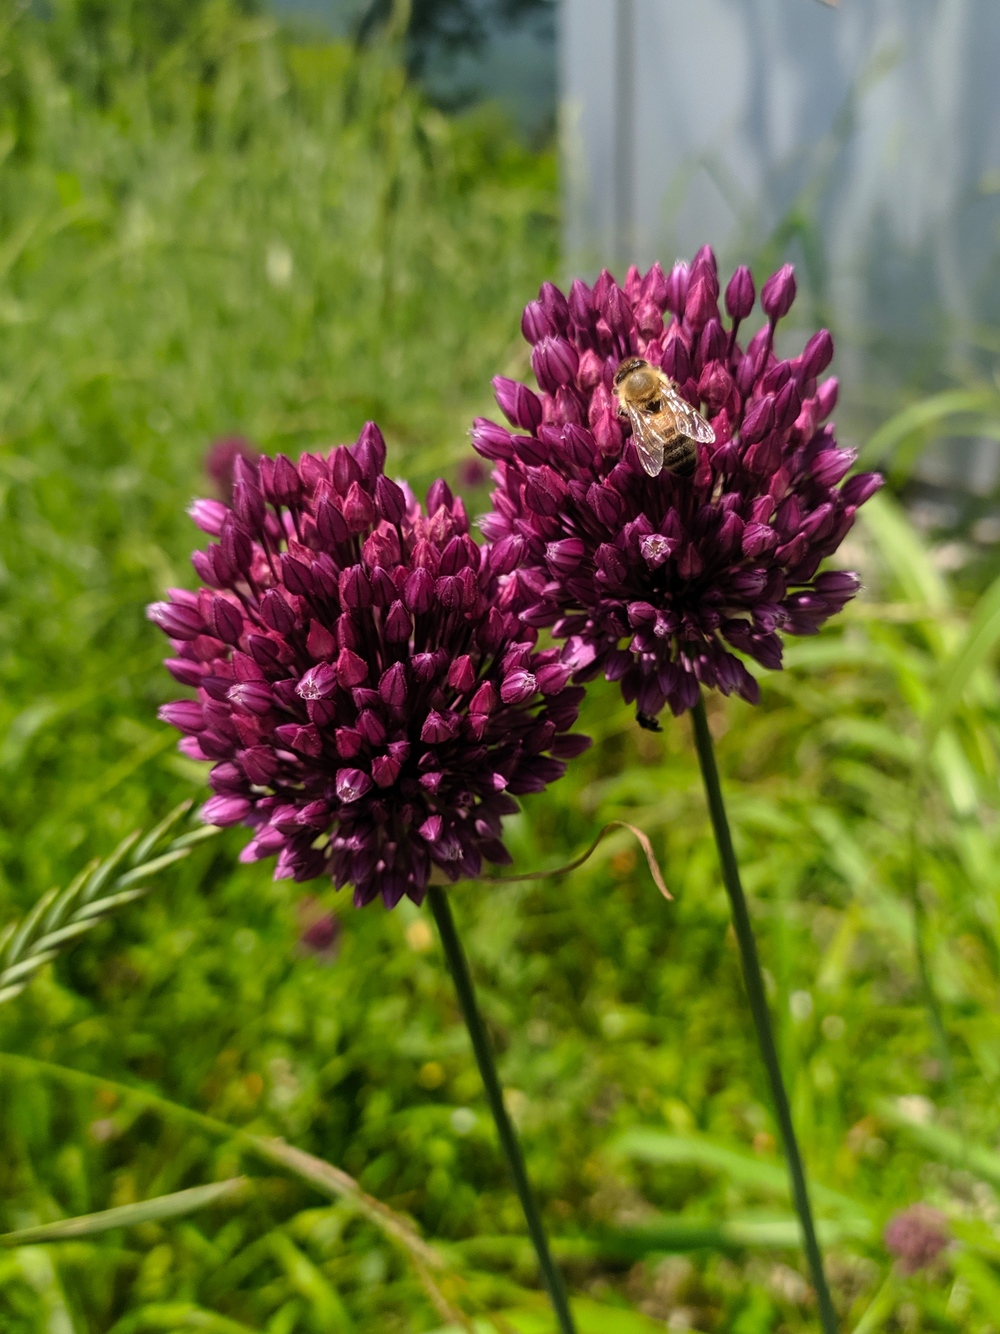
[426,884,577,1334]
[690,695,838,1334]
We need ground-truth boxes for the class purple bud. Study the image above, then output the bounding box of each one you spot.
[202,795,251,826]
[840,471,883,506]
[421,710,460,743]
[270,454,303,506]
[280,554,314,598]
[233,478,266,531]
[260,589,297,634]
[375,475,406,524]
[799,328,834,379]
[741,395,775,443]
[725,265,755,322]
[165,658,204,688]
[342,481,375,534]
[532,337,580,394]
[664,261,690,314]
[568,277,594,327]
[538,281,570,331]
[404,567,435,613]
[353,421,387,479]
[336,768,372,804]
[315,497,349,547]
[447,654,477,693]
[684,277,717,332]
[378,661,408,707]
[816,377,839,419]
[158,700,205,732]
[275,723,323,756]
[500,669,537,704]
[336,648,368,687]
[239,745,279,784]
[296,664,338,700]
[372,755,401,788]
[521,299,552,343]
[147,601,205,640]
[493,377,543,432]
[188,499,229,536]
[661,326,691,383]
[536,663,572,694]
[211,597,244,645]
[227,682,273,715]
[761,264,797,320]
[813,447,857,488]
[545,538,585,575]
[340,564,372,610]
[384,599,413,643]
[332,445,362,493]
[774,381,802,432]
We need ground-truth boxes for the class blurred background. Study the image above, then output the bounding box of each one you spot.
[3,1,1000,1331]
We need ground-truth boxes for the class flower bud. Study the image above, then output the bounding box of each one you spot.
[493,376,543,432]
[336,768,372,803]
[532,336,580,394]
[147,601,204,640]
[188,498,229,535]
[724,265,755,321]
[798,328,834,379]
[521,299,552,343]
[761,263,797,320]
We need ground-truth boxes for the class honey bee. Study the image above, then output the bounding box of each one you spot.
[636,711,663,732]
[613,357,715,478]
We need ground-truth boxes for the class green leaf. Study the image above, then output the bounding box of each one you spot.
[0,1179,246,1247]
[858,389,999,468]
[859,493,950,615]
[879,1099,1000,1187]
[923,569,1000,747]
[105,1303,262,1334]
[612,1129,867,1220]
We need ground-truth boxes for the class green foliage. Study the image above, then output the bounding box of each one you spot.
[3,6,1000,1333]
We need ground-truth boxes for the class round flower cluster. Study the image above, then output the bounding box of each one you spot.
[149,426,589,908]
[474,248,882,720]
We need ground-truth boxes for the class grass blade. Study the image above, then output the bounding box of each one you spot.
[0,1179,246,1247]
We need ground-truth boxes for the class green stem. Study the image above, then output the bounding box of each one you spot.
[690,695,838,1334]
[426,884,576,1334]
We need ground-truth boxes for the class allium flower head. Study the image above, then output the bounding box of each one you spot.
[475,252,882,721]
[150,425,588,908]
[884,1204,950,1274]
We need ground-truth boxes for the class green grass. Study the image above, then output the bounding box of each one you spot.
[4,8,1000,1332]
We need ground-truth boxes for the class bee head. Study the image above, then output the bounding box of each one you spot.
[614,357,647,388]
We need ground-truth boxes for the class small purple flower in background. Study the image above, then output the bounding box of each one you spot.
[150,424,588,909]
[205,436,260,499]
[475,250,882,722]
[296,895,341,961]
[884,1204,950,1274]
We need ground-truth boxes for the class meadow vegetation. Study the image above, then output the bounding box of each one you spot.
[4,4,1000,1331]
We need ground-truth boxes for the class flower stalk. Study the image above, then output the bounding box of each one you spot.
[426,884,577,1334]
[689,694,838,1334]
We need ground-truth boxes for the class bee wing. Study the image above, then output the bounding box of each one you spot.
[662,385,716,444]
[625,404,666,477]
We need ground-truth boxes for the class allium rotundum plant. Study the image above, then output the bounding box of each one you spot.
[149,426,588,911]
[150,426,582,1333]
[475,247,882,722]
[473,249,883,1334]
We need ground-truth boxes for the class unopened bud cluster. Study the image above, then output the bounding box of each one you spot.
[475,249,881,718]
[150,426,588,908]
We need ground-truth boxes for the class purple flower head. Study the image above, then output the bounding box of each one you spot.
[884,1204,950,1275]
[152,426,588,909]
[479,252,882,722]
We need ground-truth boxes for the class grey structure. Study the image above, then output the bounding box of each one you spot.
[561,0,1000,478]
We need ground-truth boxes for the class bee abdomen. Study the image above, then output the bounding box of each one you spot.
[663,440,698,477]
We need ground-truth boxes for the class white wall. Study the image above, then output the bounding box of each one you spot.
[561,0,1000,425]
